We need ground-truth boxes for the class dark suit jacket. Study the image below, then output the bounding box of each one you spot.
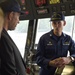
[0,29,26,75]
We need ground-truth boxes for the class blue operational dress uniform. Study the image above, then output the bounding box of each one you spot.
[36,30,75,75]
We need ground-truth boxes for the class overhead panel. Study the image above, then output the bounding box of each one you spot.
[17,0,34,20]
[31,0,49,19]
[0,0,75,20]
[31,0,75,19]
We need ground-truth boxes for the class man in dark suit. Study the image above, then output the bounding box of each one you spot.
[0,0,27,75]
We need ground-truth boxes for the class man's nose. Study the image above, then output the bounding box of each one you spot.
[17,18,20,24]
[55,23,59,27]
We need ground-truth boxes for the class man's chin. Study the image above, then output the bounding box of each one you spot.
[9,28,15,30]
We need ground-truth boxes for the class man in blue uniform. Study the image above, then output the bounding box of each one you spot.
[36,12,75,75]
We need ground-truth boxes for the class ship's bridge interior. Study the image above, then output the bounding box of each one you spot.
[0,0,75,75]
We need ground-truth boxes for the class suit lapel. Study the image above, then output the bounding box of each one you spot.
[2,29,26,75]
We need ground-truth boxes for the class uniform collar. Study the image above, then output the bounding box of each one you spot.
[49,30,66,37]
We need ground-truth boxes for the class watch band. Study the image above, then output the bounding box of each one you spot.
[70,56,75,62]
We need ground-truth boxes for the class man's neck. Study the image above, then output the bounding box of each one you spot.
[53,31,62,36]
[3,26,8,31]
[3,17,9,31]
[3,22,8,31]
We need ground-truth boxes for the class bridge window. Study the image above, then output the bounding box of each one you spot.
[35,18,51,44]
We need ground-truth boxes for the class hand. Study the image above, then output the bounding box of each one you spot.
[49,57,63,67]
[49,57,71,68]
[59,57,71,65]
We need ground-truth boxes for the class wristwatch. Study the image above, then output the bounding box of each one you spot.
[70,56,75,62]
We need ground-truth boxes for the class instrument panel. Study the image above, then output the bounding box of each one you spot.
[0,0,75,20]
[18,0,34,20]
[32,0,75,19]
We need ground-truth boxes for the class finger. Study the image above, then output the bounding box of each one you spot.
[58,63,65,68]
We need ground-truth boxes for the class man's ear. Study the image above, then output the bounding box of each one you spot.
[8,12,14,20]
[63,21,66,26]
